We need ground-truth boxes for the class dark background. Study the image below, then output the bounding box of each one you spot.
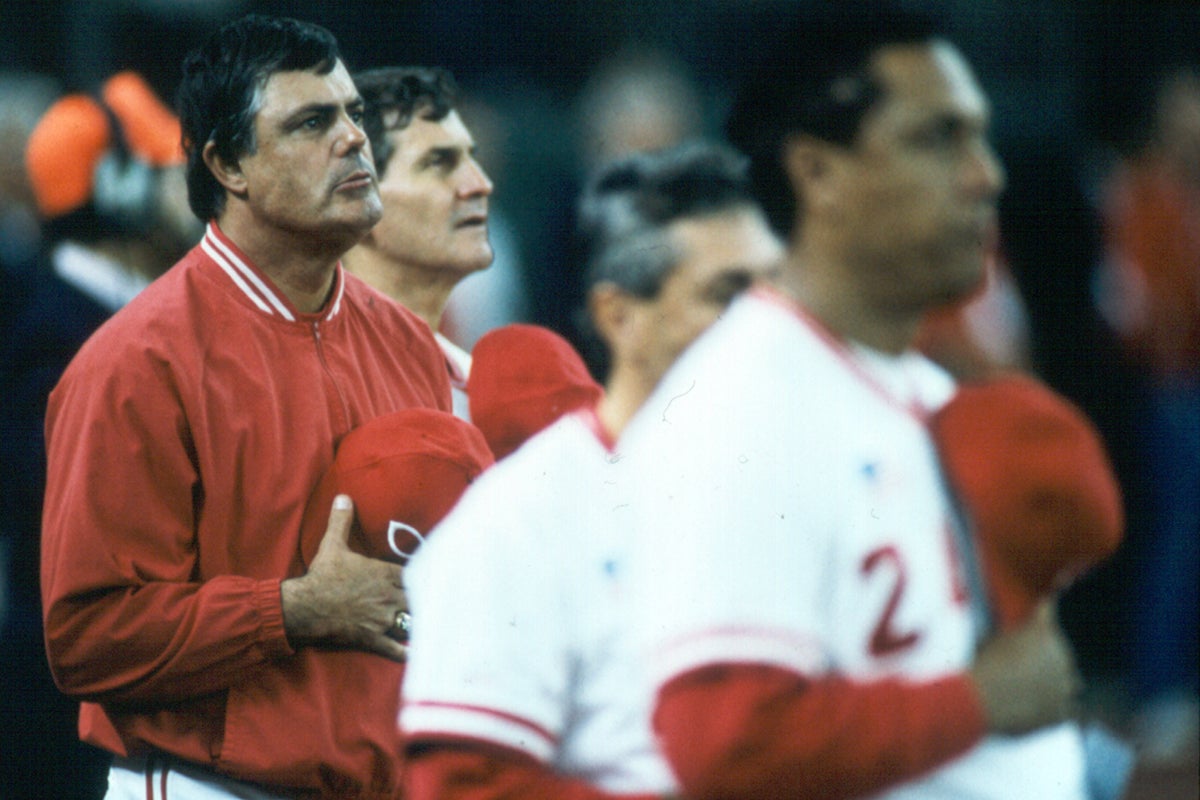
[2,2,1197,798]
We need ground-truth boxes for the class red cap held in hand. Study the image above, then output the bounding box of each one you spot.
[300,408,494,565]
[930,374,1124,629]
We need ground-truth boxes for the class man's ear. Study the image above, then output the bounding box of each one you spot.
[202,140,247,197]
[783,134,836,214]
[587,282,634,354]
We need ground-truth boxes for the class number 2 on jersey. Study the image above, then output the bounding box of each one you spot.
[860,544,922,657]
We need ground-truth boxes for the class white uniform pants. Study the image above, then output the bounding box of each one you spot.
[105,755,291,800]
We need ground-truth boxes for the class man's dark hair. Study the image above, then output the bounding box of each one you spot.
[726,2,944,238]
[352,67,459,175]
[177,14,342,221]
[579,139,755,299]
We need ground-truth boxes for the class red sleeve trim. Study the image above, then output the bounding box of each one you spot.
[404,742,659,800]
[404,700,560,750]
[654,663,985,800]
[252,578,293,659]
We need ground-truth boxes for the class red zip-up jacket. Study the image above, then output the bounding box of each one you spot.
[41,223,450,798]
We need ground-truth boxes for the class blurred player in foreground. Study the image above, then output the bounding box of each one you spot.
[399,141,783,798]
[621,4,1115,798]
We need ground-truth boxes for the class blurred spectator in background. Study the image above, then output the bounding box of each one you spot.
[529,45,709,378]
[994,135,1147,714]
[1096,63,1200,766]
[575,46,705,174]
[1,69,196,800]
[345,66,494,418]
[0,71,59,282]
[0,69,55,639]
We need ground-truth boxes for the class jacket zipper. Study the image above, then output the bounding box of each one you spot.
[312,321,352,434]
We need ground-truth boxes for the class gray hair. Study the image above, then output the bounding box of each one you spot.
[580,139,755,299]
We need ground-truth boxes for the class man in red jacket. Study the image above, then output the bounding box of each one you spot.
[40,14,449,798]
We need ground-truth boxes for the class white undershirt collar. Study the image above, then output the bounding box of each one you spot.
[52,241,149,313]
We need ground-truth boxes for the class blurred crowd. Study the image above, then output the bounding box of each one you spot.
[1,1,1197,798]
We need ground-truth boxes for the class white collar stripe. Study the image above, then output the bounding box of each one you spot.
[201,237,274,315]
[326,268,344,321]
[203,225,296,321]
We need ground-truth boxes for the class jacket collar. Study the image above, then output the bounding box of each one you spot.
[200,222,345,323]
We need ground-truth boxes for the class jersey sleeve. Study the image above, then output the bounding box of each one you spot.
[400,462,574,763]
[653,663,984,800]
[40,339,292,704]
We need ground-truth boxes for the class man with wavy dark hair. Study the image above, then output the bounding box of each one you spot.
[41,14,450,797]
[344,66,494,418]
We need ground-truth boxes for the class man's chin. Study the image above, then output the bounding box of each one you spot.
[933,265,988,308]
[340,203,384,235]
[456,245,495,275]
[314,212,383,253]
[476,247,496,271]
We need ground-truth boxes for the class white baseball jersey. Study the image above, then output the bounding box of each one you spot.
[624,286,1087,800]
[400,408,678,795]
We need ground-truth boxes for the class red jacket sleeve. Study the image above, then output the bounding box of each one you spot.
[41,338,292,704]
[653,663,986,800]
[405,742,663,800]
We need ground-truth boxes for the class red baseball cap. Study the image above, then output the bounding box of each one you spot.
[24,71,184,219]
[930,374,1124,630]
[299,408,494,565]
[468,324,604,460]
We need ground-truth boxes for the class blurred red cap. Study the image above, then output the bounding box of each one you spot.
[299,408,494,565]
[24,70,184,219]
[930,374,1124,629]
[468,324,604,460]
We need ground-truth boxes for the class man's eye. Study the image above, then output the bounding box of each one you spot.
[706,272,755,306]
[350,109,364,125]
[915,124,956,148]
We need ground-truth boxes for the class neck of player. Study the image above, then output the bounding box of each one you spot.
[772,250,922,357]
[216,213,352,315]
[598,362,659,439]
[342,248,460,332]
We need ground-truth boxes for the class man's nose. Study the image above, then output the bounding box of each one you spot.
[457,158,493,199]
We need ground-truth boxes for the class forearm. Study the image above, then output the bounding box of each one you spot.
[654,663,985,800]
[44,573,291,703]
[406,743,663,800]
